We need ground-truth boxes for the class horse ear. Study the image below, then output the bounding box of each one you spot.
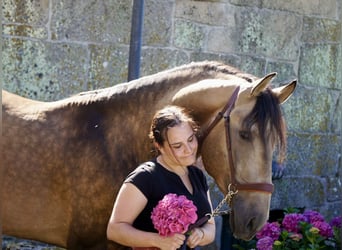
[250,72,277,97]
[272,80,297,104]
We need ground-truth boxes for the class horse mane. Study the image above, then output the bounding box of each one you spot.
[242,88,286,163]
[62,61,257,107]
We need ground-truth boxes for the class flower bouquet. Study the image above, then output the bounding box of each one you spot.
[148,193,203,250]
[242,208,341,250]
[151,193,198,236]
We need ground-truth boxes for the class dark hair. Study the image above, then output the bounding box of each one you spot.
[149,105,199,149]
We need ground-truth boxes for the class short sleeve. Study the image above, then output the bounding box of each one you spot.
[124,162,155,199]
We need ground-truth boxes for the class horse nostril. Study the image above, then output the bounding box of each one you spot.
[247,217,256,232]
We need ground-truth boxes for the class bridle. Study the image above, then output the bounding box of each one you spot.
[199,86,274,213]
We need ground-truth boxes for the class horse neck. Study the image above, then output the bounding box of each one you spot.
[61,61,255,109]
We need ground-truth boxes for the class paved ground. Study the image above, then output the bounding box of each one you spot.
[2,236,65,250]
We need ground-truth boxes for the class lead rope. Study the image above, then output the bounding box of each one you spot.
[187,184,239,234]
[208,184,239,218]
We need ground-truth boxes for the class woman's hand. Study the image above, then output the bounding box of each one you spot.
[186,228,205,249]
[158,233,186,250]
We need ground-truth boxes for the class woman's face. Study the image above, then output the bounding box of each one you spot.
[159,122,198,167]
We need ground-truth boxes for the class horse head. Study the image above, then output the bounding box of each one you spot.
[172,73,296,240]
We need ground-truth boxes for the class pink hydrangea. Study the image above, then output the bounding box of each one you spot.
[256,222,281,241]
[303,210,325,223]
[282,213,306,233]
[151,193,198,236]
[312,221,333,238]
[256,236,274,250]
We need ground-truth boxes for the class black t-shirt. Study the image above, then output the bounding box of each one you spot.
[124,159,211,233]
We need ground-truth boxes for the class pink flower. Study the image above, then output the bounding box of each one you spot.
[256,236,274,250]
[282,213,306,233]
[312,221,333,238]
[303,210,324,223]
[151,193,198,236]
[256,222,281,241]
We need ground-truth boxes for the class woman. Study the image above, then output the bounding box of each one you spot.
[107,105,216,250]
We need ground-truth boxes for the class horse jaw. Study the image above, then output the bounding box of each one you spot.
[230,192,271,241]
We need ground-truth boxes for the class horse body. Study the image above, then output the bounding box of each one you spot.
[1,61,296,249]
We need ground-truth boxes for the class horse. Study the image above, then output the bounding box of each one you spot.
[1,61,296,250]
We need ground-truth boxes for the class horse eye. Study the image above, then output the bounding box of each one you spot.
[239,131,250,140]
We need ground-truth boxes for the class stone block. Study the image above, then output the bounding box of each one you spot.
[282,85,340,132]
[2,38,88,101]
[302,17,342,43]
[173,20,206,50]
[321,202,342,220]
[229,0,262,8]
[262,0,338,19]
[326,176,342,202]
[140,48,189,76]
[266,61,297,84]
[143,0,173,46]
[271,176,325,209]
[207,8,301,60]
[50,0,131,43]
[285,132,340,176]
[175,1,230,25]
[2,0,49,24]
[88,44,129,89]
[2,24,48,39]
[238,56,266,77]
[207,26,239,54]
[236,8,301,60]
[299,44,339,88]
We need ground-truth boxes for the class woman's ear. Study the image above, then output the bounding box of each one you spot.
[154,142,162,152]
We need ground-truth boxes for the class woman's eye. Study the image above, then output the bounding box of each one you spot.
[188,136,194,142]
[239,131,250,140]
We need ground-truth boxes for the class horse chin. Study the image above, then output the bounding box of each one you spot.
[229,213,258,241]
[229,197,270,241]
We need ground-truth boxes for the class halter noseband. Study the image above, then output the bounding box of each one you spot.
[199,86,274,196]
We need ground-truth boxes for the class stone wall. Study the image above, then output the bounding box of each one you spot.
[2,0,342,249]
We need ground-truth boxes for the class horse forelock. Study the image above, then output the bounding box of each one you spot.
[242,88,286,163]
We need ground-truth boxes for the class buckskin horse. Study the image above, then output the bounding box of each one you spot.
[2,61,296,250]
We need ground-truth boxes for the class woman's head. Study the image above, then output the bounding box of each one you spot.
[149,105,199,146]
[149,106,200,166]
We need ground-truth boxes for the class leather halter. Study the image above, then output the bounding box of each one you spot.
[199,86,274,194]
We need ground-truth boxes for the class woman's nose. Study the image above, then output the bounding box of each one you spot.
[184,143,191,153]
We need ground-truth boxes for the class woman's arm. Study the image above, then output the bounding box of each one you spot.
[106,183,186,249]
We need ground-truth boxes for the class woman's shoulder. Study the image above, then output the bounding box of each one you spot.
[125,160,158,180]
[124,160,161,198]
[136,161,157,172]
